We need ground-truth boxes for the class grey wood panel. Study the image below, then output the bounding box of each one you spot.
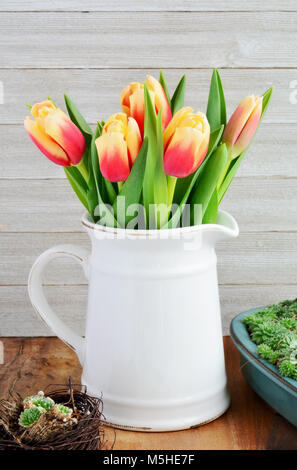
[0,69,293,125]
[1,231,297,286]
[2,1,297,12]
[0,285,87,337]
[1,178,297,233]
[1,284,297,337]
[221,177,297,233]
[1,123,296,179]
[1,12,297,68]
[0,2,296,338]
[0,232,90,286]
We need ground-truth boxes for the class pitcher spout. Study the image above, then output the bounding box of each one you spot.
[206,210,239,244]
[179,210,239,251]
[181,210,239,249]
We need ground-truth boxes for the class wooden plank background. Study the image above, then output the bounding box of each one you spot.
[0,1,297,336]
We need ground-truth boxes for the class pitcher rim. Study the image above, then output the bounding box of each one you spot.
[81,210,239,239]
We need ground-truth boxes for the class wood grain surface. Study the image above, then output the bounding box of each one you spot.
[0,2,297,336]
[0,69,295,125]
[1,12,297,69]
[3,1,297,12]
[2,284,297,337]
[0,336,296,450]
[1,231,297,285]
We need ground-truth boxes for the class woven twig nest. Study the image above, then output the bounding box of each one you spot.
[0,380,108,450]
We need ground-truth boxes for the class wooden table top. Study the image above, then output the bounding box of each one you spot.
[0,336,296,450]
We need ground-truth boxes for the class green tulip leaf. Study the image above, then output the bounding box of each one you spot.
[113,138,148,228]
[86,146,99,219]
[190,144,227,224]
[153,109,168,228]
[104,178,117,205]
[261,87,274,118]
[171,74,186,115]
[202,188,219,224]
[64,94,93,143]
[218,152,245,204]
[159,70,171,106]
[64,165,89,212]
[206,69,226,132]
[143,84,158,226]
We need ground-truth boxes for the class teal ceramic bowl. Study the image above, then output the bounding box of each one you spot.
[230,307,297,428]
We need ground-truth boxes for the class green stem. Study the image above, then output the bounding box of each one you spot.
[167,176,177,209]
[117,182,123,192]
[217,156,231,190]
[76,160,89,184]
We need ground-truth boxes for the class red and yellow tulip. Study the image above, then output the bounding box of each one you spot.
[120,75,172,136]
[223,95,262,159]
[24,100,86,166]
[163,107,210,178]
[95,113,142,182]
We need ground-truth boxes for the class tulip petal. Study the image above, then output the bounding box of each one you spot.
[24,116,70,166]
[44,109,86,165]
[223,95,258,146]
[121,82,143,116]
[31,100,56,118]
[164,127,205,178]
[104,113,128,135]
[231,96,262,159]
[193,112,210,161]
[129,89,145,137]
[126,117,142,165]
[145,75,172,129]
[95,133,130,182]
[163,107,194,150]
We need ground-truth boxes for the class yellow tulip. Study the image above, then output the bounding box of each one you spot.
[95,113,142,182]
[163,107,210,178]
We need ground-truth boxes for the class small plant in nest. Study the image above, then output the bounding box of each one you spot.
[244,299,297,381]
[0,379,109,450]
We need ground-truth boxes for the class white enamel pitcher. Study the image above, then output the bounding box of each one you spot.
[28,210,239,431]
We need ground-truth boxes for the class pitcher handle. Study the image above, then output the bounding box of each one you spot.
[28,244,89,365]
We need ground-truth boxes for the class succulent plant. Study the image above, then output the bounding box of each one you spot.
[251,321,287,348]
[257,344,278,364]
[51,404,73,422]
[244,298,297,381]
[18,407,43,428]
[279,360,297,380]
[280,317,297,330]
[23,391,54,412]
[18,390,76,431]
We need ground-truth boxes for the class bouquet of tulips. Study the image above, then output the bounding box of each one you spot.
[24,70,272,230]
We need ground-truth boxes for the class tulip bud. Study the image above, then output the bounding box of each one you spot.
[121,82,145,136]
[223,95,262,159]
[95,113,142,182]
[163,107,210,178]
[24,100,86,166]
[120,75,172,136]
